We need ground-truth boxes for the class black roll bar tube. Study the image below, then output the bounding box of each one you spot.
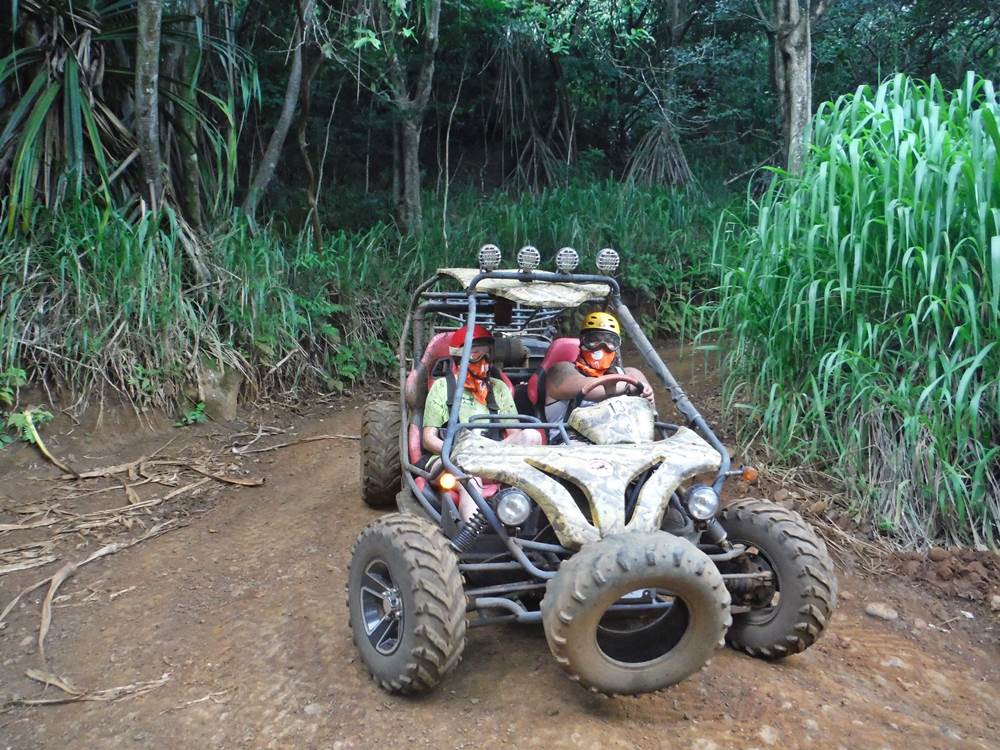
[398,274,447,490]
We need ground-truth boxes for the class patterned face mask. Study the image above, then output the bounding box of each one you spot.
[575,347,616,377]
[464,357,491,404]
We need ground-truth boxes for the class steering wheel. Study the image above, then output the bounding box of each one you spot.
[577,373,644,402]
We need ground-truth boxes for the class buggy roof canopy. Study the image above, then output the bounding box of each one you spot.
[439,268,611,308]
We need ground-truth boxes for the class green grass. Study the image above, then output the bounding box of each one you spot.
[1,180,723,412]
[705,73,1000,547]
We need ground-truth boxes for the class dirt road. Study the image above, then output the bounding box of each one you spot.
[2,359,999,749]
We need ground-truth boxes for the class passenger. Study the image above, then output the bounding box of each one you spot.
[422,324,541,520]
[543,312,655,438]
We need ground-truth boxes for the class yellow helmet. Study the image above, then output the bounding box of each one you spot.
[581,311,621,336]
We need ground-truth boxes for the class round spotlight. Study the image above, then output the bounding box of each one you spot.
[555,246,579,273]
[516,245,540,272]
[478,243,501,271]
[496,488,532,526]
[596,247,620,275]
[686,485,720,521]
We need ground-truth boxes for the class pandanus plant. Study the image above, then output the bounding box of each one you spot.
[0,0,256,232]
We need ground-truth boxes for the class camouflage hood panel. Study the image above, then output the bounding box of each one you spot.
[452,428,721,548]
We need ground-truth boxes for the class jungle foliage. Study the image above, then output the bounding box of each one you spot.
[708,73,1000,545]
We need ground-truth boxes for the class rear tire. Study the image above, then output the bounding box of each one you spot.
[541,532,731,696]
[347,513,467,693]
[719,499,837,659]
[360,400,402,508]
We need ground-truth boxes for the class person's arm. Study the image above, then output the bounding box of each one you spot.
[546,361,654,404]
[421,426,444,454]
[493,381,522,439]
[544,362,630,402]
[421,379,448,453]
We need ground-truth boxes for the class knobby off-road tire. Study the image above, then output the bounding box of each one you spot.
[720,498,837,659]
[360,400,402,508]
[541,532,732,696]
[347,513,467,694]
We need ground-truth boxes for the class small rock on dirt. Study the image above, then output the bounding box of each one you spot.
[939,726,963,741]
[759,725,779,745]
[990,594,1000,612]
[928,547,949,562]
[807,499,829,515]
[900,560,921,576]
[880,656,909,670]
[865,602,899,621]
[303,703,323,716]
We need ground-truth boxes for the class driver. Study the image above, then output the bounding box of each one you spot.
[543,311,655,436]
[422,324,541,519]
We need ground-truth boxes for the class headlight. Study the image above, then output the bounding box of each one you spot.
[516,245,540,271]
[555,246,579,273]
[478,243,501,271]
[496,489,532,526]
[686,485,719,521]
[596,247,620,274]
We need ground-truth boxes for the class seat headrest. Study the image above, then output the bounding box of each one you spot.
[527,338,580,405]
[540,337,580,369]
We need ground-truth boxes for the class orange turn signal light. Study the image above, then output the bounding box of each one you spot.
[741,466,760,483]
[438,472,458,491]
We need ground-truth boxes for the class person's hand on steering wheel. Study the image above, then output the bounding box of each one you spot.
[578,374,654,406]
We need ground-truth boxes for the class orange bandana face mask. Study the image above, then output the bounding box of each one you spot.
[575,348,616,377]
[464,358,491,404]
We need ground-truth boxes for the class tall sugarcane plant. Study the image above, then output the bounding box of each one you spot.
[0,0,256,232]
[708,72,1000,547]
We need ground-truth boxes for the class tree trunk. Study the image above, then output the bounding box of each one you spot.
[135,0,163,206]
[775,0,811,175]
[384,0,442,234]
[397,117,422,234]
[178,0,206,228]
[770,0,830,175]
[241,0,312,219]
[297,54,323,253]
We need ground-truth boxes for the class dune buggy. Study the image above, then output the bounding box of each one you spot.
[348,246,837,696]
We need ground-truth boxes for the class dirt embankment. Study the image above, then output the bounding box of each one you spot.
[1,353,999,749]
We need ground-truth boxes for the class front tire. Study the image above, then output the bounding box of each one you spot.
[347,514,467,693]
[719,499,837,659]
[360,400,402,508]
[541,532,731,696]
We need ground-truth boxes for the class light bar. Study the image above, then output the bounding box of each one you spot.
[555,246,579,273]
[517,245,540,271]
[478,243,502,271]
[596,247,620,275]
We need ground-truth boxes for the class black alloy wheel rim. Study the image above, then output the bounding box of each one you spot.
[360,558,404,655]
[732,541,780,624]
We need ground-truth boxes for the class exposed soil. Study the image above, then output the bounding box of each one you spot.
[1,344,999,750]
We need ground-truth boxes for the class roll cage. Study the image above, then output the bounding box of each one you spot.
[397,268,733,592]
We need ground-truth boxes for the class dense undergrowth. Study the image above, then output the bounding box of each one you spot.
[706,73,1000,547]
[0,180,721,412]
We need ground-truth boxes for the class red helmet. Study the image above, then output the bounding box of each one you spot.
[448,324,493,357]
